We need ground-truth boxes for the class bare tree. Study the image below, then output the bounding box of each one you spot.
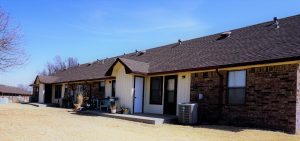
[39,69,48,76]
[17,84,32,93]
[46,62,56,75]
[66,57,78,68]
[0,8,27,72]
[40,56,79,75]
[55,56,66,70]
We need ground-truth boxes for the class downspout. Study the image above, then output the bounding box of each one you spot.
[216,68,224,121]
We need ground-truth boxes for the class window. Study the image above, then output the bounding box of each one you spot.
[55,85,62,99]
[111,80,116,97]
[228,70,246,105]
[203,72,208,78]
[150,76,163,105]
[99,81,105,94]
[76,85,83,94]
[64,85,68,96]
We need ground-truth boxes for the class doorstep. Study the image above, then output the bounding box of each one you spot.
[26,103,59,107]
[83,111,177,125]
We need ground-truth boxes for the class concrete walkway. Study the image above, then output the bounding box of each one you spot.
[83,111,177,125]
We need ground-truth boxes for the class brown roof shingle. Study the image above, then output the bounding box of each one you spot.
[105,58,149,76]
[120,14,300,73]
[38,58,117,83]
[38,76,59,84]
[0,84,31,95]
[37,14,300,83]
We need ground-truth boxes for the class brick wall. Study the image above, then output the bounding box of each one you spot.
[191,64,299,133]
[190,71,227,123]
[296,65,300,133]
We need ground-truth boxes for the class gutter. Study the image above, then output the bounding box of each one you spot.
[44,76,116,85]
[147,57,300,76]
[216,68,224,121]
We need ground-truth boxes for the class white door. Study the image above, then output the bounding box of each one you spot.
[134,77,144,113]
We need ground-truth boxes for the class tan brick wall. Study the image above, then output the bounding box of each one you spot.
[191,64,299,133]
[296,65,300,133]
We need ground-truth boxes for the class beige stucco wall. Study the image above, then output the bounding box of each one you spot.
[105,79,113,98]
[43,80,112,106]
[143,72,191,115]
[176,72,191,115]
[37,69,191,114]
[38,83,45,103]
[112,62,134,113]
[144,76,164,114]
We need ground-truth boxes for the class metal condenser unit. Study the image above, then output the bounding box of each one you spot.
[178,103,198,124]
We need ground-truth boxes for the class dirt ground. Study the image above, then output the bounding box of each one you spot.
[0,104,299,141]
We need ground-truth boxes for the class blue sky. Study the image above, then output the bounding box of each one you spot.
[0,0,300,87]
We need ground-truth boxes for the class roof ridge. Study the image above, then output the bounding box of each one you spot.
[35,13,300,83]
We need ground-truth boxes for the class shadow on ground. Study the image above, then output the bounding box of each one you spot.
[69,111,100,117]
[68,111,263,133]
[192,125,246,132]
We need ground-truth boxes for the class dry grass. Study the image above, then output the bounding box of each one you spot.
[0,104,299,141]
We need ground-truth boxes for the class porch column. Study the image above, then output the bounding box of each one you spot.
[38,84,45,103]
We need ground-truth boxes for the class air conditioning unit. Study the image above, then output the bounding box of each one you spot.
[178,103,198,125]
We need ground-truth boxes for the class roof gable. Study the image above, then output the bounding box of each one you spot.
[105,58,149,76]
[37,75,59,84]
[33,76,40,85]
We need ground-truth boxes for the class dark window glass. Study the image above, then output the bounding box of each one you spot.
[228,88,245,104]
[227,70,246,105]
[150,76,163,105]
[99,81,105,94]
[55,85,62,99]
[112,80,116,97]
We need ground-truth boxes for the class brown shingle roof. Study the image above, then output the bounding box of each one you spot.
[120,14,300,74]
[38,76,59,84]
[37,14,300,83]
[105,58,149,76]
[37,58,117,83]
[119,58,149,74]
[0,84,31,95]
